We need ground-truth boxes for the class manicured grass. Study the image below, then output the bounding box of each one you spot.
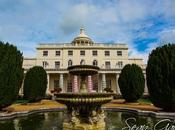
[14,99,29,104]
[6,100,65,112]
[105,98,161,112]
[138,98,152,104]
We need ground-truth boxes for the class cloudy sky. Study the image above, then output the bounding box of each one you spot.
[0,0,175,63]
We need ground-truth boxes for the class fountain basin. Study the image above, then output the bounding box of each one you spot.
[55,93,113,105]
[55,93,114,118]
[68,65,100,76]
[55,65,114,129]
[55,93,114,130]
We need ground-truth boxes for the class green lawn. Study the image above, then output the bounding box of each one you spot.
[14,99,28,104]
[138,98,152,104]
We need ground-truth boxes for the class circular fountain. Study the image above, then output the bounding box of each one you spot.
[55,65,114,130]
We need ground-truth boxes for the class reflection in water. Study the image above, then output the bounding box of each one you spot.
[105,111,174,130]
[0,111,173,130]
[0,112,64,130]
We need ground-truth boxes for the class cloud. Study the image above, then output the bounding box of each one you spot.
[59,3,119,35]
[0,0,175,63]
[162,0,175,18]
[159,29,175,43]
[117,0,150,22]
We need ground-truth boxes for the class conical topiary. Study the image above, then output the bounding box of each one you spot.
[23,66,47,102]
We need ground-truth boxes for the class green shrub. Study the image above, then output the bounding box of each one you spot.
[118,64,145,102]
[23,66,47,102]
[146,44,175,111]
[0,41,23,109]
[104,87,113,93]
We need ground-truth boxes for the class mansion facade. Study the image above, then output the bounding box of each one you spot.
[22,28,148,95]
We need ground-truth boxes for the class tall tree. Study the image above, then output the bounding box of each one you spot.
[146,44,175,111]
[0,41,23,109]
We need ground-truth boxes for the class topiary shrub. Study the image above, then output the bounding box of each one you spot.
[23,66,47,102]
[146,44,175,111]
[104,87,113,93]
[118,64,145,102]
[0,41,23,110]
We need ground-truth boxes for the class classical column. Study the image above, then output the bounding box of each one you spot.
[144,74,148,95]
[102,73,106,91]
[59,73,64,92]
[87,75,93,92]
[97,74,101,92]
[73,75,78,93]
[116,74,120,95]
[46,74,50,94]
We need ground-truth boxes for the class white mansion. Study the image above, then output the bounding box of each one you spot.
[22,28,147,95]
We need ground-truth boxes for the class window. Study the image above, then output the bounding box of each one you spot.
[80,59,85,65]
[105,51,110,56]
[55,51,60,56]
[43,51,48,56]
[55,61,60,69]
[67,80,72,92]
[68,50,73,56]
[106,79,111,88]
[92,51,98,56]
[42,61,48,68]
[80,50,85,56]
[118,61,123,68]
[93,60,98,66]
[54,80,59,88]
[117,51,122,56]
[68,60,73,67]
[105,61,111,69]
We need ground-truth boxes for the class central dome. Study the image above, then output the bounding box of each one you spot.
[72,27,94,46]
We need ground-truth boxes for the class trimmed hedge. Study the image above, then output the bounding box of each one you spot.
[0,41,23,109]
[23,66,47,102]
[146,44,175,111]
[118,64,145,102]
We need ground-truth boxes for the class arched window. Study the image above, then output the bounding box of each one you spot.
[80,59,85,65]
[93,60,98,66]
[68,60,73,67]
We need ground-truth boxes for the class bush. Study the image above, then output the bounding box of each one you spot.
[23,66,47,102]
[146,44,175,111]
[0,41,23,109]
[104,87,113,93]
[118,64,145,102]
[50,88,62,94]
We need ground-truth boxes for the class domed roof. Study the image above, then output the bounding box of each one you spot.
[72,28,93,46]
